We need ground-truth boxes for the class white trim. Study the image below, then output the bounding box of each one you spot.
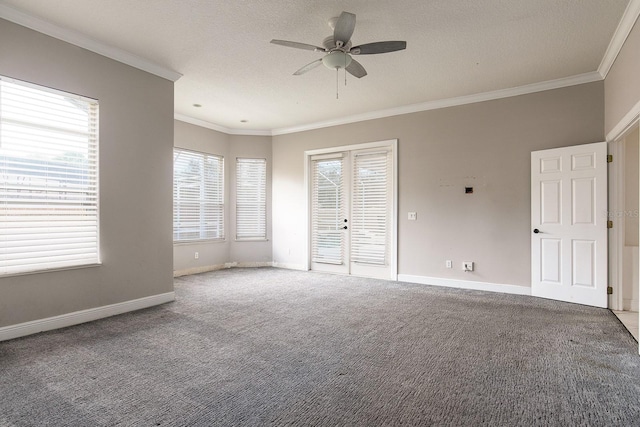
[235,261,273,268]
[174,261,275,277]
[608,140,626,311]
[174,114,271,136]
[0,4,182,82]
[176,72,601,137]
[623,298,639,311]
[391,141,399,280]
[270,72,602,136]
[606,99,640,142]
[398,274,532,296]
[0,292,175,342]
[598,0,640,79]
[272,261,307,271]
[173,264,226,277]
[305,140,399,157]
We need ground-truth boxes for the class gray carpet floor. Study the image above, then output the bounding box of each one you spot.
[1,267,639,426]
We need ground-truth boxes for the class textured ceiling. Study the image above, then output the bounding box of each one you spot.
[0,0,632,133]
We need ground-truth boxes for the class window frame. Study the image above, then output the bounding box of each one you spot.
[235,157,267,241]
[0,75,101,276]
[173,148,225,243]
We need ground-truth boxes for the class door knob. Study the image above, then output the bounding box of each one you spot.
[533,228,540,234]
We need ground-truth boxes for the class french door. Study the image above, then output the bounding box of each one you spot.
[309,146,394,279]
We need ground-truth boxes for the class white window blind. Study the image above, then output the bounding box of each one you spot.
[236,158,266,240]
[351,150,391,265]
[311,157,344,265]
[0,77,100,276]
[173,149,224,241]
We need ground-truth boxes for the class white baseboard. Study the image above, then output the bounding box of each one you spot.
[174,262,275,277]
[235,261,273,268]
[623,299,639,312]
[0,291,175,342]
[271,262,307,271]
[173,264,226,277]
[398,274,531,296]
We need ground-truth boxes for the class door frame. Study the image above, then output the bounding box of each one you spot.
[303,139,398,280]
[608,137,626,311]
[609,123,640,310]
[605,102,640,354]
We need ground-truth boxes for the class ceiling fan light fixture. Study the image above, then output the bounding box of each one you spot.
[322,51,352,70]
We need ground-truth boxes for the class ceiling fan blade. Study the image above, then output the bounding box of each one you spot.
[350,41,407,55]
[271,39,326,52]
[293,59,323,75]
[333,11,356,47]
[346,58,367,78]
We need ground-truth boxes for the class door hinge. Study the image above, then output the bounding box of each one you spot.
[607,154,613,163]
[607,220,613,229]
[607,286,613,295]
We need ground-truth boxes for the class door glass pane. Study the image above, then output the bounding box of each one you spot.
[311,158,344,264]
[352,151,390,265]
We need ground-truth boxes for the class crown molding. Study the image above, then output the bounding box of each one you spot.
[606,98,640,142]
[598,0,640,79]
[270,71,602,135]
[178,71,601,137]
[0,4,182,82]
[174,71,602,136]
[174,114,272,136]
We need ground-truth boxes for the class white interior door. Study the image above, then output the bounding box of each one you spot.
[531,141,608,308]
[310,147,393,279]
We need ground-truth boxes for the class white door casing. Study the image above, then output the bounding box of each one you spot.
[306,140,397,280]
[531,141,608,308]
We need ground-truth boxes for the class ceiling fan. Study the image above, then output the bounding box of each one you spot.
[271,11,406,80]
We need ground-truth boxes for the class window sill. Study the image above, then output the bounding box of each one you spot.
[0,263,102,279]
[174,239,227,246]
[235,238,269,242]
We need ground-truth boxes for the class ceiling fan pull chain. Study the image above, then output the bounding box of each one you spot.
[336,68,339,99]
[344,56,348,87]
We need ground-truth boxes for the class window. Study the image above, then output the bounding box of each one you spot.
[235,158,267,240]
[173,149,224,241]
[0,76,99,275]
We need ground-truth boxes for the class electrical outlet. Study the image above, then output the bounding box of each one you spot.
[463,261,474,272]
[446,260,452,269]
[194,252,199,259]
[408,212,417,221]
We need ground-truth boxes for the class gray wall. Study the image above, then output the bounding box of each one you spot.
[0,19,174,327]
[272,82,604,287]
[173,120,272,274]
[605,18,640,136]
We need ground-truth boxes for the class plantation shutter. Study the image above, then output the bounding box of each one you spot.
[173,149,224,241]
[351,150,391,265]
[311,156,345,264]
[236,158,266,240]
[0,77,100,275]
